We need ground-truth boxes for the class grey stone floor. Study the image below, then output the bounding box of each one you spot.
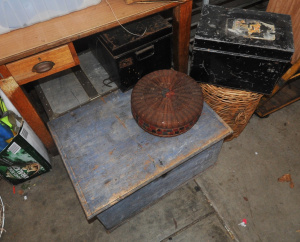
[196,99,300,242]
[0,100,299,241]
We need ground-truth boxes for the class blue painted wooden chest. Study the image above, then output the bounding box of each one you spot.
[48,89,232,230]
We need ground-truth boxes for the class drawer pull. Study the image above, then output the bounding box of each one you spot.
[135,45,154,61]
[32,61,55,73]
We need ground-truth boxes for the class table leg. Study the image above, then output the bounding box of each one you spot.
[172,0,193,74]
[0,66,56,154]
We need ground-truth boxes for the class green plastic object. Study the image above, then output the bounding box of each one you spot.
[0,99,8,113]
[0,98,13,129]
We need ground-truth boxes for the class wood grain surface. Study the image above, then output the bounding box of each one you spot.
[256,79,300,117]
[172,0,192,73]
[267,0,300,64]
[97,140,223,230]
[48,90,232,220]
[0,0,179,65]
[6,44,79,85]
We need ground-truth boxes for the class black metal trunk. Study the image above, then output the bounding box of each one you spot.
[190,5,294,94]
[90,14,172,92]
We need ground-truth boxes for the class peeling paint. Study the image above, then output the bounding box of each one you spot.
[144,160,152,171]
[228,18,275,40]
[100,96,106,103]
[115,115,127,129]
[109,148,115,155]
[0,76,19,96]
[190,5,293,94]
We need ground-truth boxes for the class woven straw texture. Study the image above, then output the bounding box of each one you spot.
[131,70,203,137]
[201,84,263,141]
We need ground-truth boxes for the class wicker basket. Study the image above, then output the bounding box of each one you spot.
[200,84,263,141]
[131,70,204,137]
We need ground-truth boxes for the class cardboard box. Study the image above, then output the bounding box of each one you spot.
[0,120,51,185]
[0,90,51,185]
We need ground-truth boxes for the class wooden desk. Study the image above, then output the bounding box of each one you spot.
[48,90,232,230]
[0,0,192,153]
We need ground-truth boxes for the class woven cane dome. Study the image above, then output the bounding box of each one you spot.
[131,70,204,137]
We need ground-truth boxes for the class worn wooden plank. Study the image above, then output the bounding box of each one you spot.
[255,79,300,117]
[267,0,300,64]
[257,59,300,109]
[77,50,118,96]
[172,0,192,73]
[104,180,216,241]
[125,0,180,4]
[97,140,223,230]
[48,90,232,220]
[0,0,179,65]
[68,42,80,66]
[72,66,99,99]
[162,213,232,241]
[0,65,11,78]
[36,51,119,120]
[37,69,90,119]
[6,44,79,85]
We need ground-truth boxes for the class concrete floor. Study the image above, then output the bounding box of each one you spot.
[0,98,299,241]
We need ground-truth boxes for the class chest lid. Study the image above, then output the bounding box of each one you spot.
[194,5,294,61]
[97,14,172,56]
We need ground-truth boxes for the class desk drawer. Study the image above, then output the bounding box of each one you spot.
[6,43,79,85]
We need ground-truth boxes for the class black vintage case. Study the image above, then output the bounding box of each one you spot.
[190,5,294,94]
[90,14,172,92]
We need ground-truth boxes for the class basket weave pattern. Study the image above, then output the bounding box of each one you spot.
[201,84,263,141]
[131,70,203,137]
